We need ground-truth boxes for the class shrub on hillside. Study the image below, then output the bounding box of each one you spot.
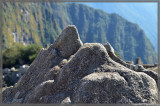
[3,43,42,68]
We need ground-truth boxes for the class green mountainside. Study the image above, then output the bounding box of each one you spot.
[2,2,157,64]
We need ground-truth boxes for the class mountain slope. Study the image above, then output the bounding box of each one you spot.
[2,2,157,64]
[82,3,157,52]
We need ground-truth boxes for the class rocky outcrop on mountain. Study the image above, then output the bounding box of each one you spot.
[2,25,158,104]
[104,42,158,84]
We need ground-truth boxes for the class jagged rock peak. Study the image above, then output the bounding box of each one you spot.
[48,25,83,58]
[104,42,115,53]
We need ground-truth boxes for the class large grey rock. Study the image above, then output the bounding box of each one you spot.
[2,25,158,104]
[56,43,157,104]
[48,25,83,58]
[2,25,83,103]
[137,69,158,84]
[72,72,157,103]
[23,80,56,103]
[57,43,111,90]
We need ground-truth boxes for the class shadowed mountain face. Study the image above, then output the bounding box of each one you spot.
[82,3,157,52]
[2,2,157,64]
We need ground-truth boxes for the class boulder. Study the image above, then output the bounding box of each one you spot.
[48,25,83,58]
[23,80,56,103]
[56,43,111,91]
[2,25,158,104]
[72,72,157,103]
[2,25,83,103]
